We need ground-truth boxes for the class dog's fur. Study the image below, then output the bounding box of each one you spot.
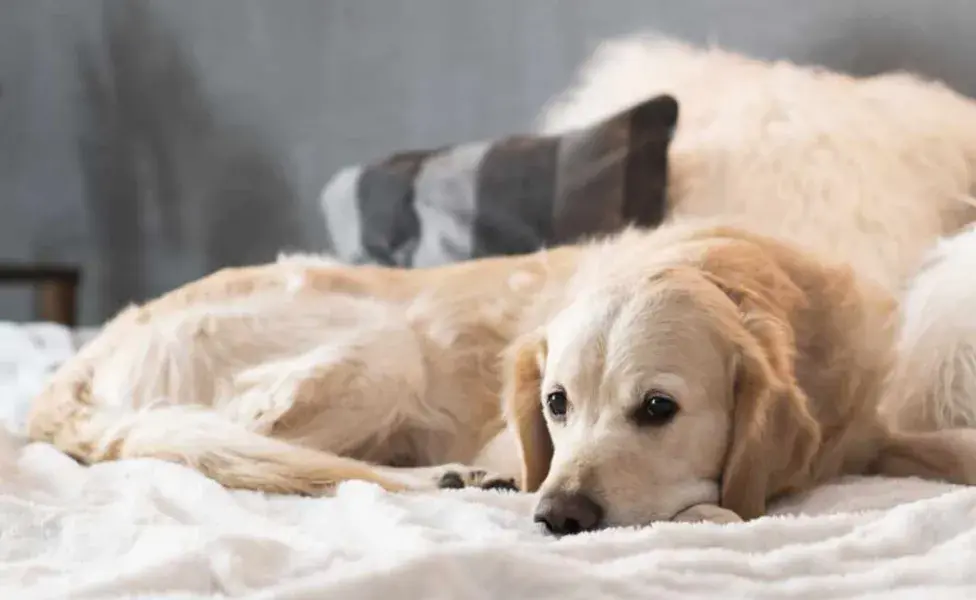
[884,223,976,432]
[26,249,581,493]
[505,224,976,526]
[24,41,976,528]
[26,222,976,529]
[540,36,976,291]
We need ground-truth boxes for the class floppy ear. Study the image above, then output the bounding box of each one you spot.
[501,332,552,492]
[701,256,822,520]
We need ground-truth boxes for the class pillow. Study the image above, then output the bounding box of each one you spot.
[320,94,678,267]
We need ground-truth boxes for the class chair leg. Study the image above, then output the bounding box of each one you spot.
[36,278,78,327]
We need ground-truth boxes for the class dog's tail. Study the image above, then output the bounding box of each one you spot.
[25,368,407,494]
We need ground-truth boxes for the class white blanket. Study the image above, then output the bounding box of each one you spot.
[2,322,975,600]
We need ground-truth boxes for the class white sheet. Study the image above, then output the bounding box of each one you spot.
[2,322,975,600]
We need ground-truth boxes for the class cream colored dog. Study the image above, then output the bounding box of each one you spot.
[540,36,976,291]
[26,222,976,535]
[505,224,976,531]
[25,41,976,533]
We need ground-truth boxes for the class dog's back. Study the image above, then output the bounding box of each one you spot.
[540,37,976,291]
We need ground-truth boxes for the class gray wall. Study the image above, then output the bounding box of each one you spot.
[3,0,976,325]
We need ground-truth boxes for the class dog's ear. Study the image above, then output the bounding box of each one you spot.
[502,331,552,492]
[700,246,822,520]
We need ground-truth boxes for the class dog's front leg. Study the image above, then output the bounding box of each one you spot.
[373,464,520,492]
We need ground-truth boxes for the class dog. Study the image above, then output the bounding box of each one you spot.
[506,223,976,532]
[26,221,976,533]
[25,248,583,495]
[25,41,976,532]
[540,36,976,292]
[883,223,976,432]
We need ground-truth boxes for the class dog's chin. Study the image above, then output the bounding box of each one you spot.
[598,507,688,530]
[601,483,721,529]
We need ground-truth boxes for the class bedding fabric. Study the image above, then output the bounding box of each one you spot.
[2,323,976,599]
[319,95,677,268]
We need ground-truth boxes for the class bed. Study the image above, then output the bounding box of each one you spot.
[2,321,975,599]
[7,31,976,599]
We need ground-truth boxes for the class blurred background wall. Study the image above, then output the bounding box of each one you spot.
[3,0,976,324]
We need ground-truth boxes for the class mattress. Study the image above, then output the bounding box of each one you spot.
[1,321,975,599]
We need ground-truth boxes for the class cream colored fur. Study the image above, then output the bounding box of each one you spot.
[24,41,976,529]
[540,36,976,291]
[26,221,976,528]
[503,223,976,528]
[884,223,976,431]
[26,250,584,493]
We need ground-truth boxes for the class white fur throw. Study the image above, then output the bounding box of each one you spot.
[6,33,976,598]
[1,326,975,599]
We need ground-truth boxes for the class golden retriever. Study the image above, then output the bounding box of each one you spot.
[26,222,976,534]
[25,41,976,533]
[506,223,976,532]
[27,247,582,494]
[540,37,976,292]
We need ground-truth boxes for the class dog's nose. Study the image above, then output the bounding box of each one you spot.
[534,491,604,535]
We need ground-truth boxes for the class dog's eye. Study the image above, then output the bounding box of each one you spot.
[546,390,569,419]
[636,392,679,426]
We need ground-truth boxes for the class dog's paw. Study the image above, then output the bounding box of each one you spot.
[672,503,743,524]
[436,467,519,492]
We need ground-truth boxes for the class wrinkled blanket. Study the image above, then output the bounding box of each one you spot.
[1,322,973,600]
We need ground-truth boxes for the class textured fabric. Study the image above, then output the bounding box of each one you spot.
[1,324,974,599]
[0,322,98,433]
[320,95,678,267]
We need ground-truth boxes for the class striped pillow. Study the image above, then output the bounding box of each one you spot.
[320,94,678,267]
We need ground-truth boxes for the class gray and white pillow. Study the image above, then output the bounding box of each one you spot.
[320,94,678,267]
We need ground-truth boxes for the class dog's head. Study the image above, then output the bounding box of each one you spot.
[505,231,822,533]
